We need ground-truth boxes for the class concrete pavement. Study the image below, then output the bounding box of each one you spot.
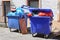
[0,27,58,40]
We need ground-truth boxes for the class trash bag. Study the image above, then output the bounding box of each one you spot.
[16,7,24,18]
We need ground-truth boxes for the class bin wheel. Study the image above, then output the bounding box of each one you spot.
[44,35,49,39]
[9,28,12,32]
[19,30,21,33]
[32,33,37,37]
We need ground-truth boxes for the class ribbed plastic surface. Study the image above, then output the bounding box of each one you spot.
[8,16,20,30]
[30,16,51,35]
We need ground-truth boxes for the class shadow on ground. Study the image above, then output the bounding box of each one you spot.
[28,32,60,40]
[10,27,60,40]
[27,27,60,40]
[33,33,60,40]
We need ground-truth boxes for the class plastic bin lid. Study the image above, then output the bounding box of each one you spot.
[29,8,52,13]
[7,12,16,16]
[30,16,50,18]
[7,8,24,17]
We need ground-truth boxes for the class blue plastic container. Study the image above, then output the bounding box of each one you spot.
[7,11,21,30]
[7,8,27,31]
[29,8,53,29]
[29,8,53,17]
[30,16,51,35]
[8,16,20,30]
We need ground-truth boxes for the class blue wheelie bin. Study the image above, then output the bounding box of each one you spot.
[28,8,53,37]
[7,12,20,32]
[7,8,24,32]
[30,16,51,37]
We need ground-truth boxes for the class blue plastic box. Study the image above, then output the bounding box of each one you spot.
[7,10,21,32]
[7,8,27,32]
[30,16,51,35]
[8,16,20,29]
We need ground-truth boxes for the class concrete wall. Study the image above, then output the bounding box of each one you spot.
[0,0,27,17]
[0,0,2,16]
[0,0,59,22]
[0,0,27,23]
[11,0,27,8]
[42,0,59,21]
[0,0,4,22]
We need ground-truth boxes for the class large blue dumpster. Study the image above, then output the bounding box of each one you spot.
[30,16,51,37]
[28,8,53,37]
